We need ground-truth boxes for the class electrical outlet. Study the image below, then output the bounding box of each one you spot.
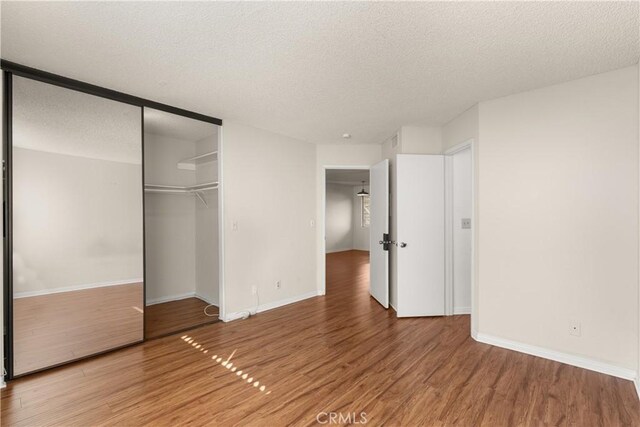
[461,218,471,229]
[569,320,581,337]
[251,286,257,295]
[276,280,281,289]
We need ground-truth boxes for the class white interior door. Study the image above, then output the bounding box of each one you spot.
[396,154,445,317]
[369,159,389,308]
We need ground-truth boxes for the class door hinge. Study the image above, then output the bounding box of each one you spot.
[379,233,392,251]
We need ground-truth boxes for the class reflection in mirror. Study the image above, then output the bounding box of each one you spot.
[12,76,144,375]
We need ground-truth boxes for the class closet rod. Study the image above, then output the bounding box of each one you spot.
[181,151,218,162]
[144,188,189,193]
[144,182,218,192]
[144,186,217,207]
[190,181,218,190]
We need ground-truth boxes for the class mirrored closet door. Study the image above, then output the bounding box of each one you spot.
[143,108,220,339]
[11,76,144,376]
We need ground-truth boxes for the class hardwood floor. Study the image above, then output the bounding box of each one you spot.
[12,283,143,376]
[145,297,219,339]
[2,250,639,426]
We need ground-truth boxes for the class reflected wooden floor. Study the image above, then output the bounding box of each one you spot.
[12,283,143,376]
[145,297,219,339]
[2,250,639,426]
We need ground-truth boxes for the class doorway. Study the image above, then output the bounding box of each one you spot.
[143,108,221,339]
[323,168,370,297]
[390,146,474,322]
[445,140,474,321]
[445,144,472,315]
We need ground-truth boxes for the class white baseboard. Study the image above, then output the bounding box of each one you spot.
[146,291,196,306]
[224,290,319,322]
[453,306,471,315]
[147,292,219,306]
[635,378,640,401]
[475,332,637,381]
[195,293,218,307]
[0,380,5,390]
[326,248,355,254]
[15,278,143,299]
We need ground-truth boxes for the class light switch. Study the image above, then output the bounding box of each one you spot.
[461,218,471,229]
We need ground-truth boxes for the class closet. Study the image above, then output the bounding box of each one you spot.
[2,60,224,379]
[143,108,221,339]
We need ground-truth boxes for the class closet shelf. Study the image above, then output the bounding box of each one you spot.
[177,151,218,170]
[145,182,218,207]
[144,182,218,193]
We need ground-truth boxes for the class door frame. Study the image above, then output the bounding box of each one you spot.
[320,165,370,296]
[217,127,226,322]
[444,139,476,332]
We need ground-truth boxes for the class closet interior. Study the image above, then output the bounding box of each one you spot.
[143,108,221,339]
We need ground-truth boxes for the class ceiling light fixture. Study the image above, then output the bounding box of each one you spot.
[342,133,351,139]
[357,181,369,197]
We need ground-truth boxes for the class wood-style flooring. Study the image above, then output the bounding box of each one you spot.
[12,283,143,376]
[2,250,639,426]
[145,297,219,339]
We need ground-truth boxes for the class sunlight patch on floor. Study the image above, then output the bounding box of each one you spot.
[180,335,271,394]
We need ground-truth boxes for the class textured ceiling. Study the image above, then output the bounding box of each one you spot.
[2,2,638,145]
[144,108,218,142]
[13,76,142,164]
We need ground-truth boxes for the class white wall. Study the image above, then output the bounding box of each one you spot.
[400,126,443,154]
[144,133,197,304]
[325,183,355,253]
[223,121,317,317]
[442,105,479,152]
[477,65,639,372]
[452,148,472,314]
[13,148,144,296]
[195,135,219,306]
[382,125,443,159]
[316,144,381,292]
[352,185,370,251]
